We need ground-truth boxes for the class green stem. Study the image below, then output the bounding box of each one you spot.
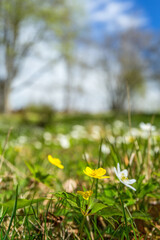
[95,139,103,199]
[80,179,95,238]
[79,215,86,240]
[118,187,129,240]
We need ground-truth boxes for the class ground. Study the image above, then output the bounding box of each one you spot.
[0,110,160,239]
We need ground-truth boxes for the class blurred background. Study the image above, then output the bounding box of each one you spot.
[0,0,160,114]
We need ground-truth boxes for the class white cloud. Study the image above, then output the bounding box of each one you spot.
[86,0,110,11]
[91,2,133,22]
[117,14,146,29]
[87,0,147,31]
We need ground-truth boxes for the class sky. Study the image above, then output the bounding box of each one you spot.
[87,0,160,32]
[10,0,160,112]
[132,0,160,29]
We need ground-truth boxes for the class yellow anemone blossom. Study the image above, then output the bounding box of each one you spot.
[77,190,93,200]
[83,167,110,179]
[48,155,64,169]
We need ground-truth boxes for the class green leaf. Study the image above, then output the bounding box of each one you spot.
[138,182,158,198]
[55,192,80,209]
[153,172,160,177]
[126,199,137,206]
[90,203,107,215]
[25,162,35,175]
[147,193,160,199]
[0,198,46,215]
[136,175,145,192]
[98,206,123,218]
[132,211,151,221]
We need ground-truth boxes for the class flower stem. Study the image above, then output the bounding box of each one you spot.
[79,215,86,240]
[118,187,129,240]
[95,139,103,199]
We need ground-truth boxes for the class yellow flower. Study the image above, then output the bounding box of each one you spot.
[77,190,93,200]
[14,146,23,153]
[48,155,64,169]
[83,167,110,179]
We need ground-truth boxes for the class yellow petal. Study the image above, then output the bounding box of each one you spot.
[99,176,110,179]
[77,190,93,200]
[57,164,64,169]
[83,195,89,200]
[86,190,93,196]
[77,191,84,196]
[48,155,64,169]
[48,155,61,164]
[84,167,94,175]
[95,168,106,176]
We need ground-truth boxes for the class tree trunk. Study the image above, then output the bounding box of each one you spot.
[64,61,72,113]
[0,79,10,113]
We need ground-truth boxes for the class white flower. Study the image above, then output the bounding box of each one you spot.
[34,141,42,149]
[101,144,110,154]
[57,134,70,149]
[139,122,155,132]
[91,125,101,140]
[18,136,27,144]
[114,163,136,191]
[43,132,52,141]
[70,125,87,139]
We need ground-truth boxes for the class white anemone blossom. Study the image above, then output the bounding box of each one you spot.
[114,163,136,191]
[139,122,155,132]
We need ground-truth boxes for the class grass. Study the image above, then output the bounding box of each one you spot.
[0,111,160,239]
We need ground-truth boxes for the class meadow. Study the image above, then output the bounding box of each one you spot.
[0,109,160,239]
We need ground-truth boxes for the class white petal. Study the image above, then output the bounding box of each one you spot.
[117,163,120,174]
[120,169,128,178]
[114,167,119,178]
[124,183,136,191]
[125,179,136,184]
[114,167,121,182]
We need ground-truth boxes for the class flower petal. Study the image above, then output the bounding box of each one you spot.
[120,169,128,178]
[77,191,83,195]
[123,182,136,191]
[95,168,106,176]
[114,167,120,180]
[57,164,64,169]
[48,155,64,169]
[117,163,121,174]
[84,167,94,175]
[99,176,110,179]
[125,179,136,184]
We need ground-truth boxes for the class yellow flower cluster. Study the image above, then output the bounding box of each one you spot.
[47,153,136,199]
[77,190,93,200]
[48,155,64,169]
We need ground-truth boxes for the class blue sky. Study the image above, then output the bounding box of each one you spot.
[128,0,160,29]
[87,0,160,32]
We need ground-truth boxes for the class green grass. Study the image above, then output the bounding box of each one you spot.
[0,111,160,239]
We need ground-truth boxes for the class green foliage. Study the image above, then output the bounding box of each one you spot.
[0,198,46,215]
[0,113,160,238]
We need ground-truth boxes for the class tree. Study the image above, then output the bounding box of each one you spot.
[99,29,148,111]
[0,0,81,112]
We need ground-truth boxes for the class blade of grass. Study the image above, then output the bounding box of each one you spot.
[95,139,103,199]
[92,218,104,240]
[0,207,8,224]
[4,185,18,240]
[118,191,129,240]
[0,127,12,170]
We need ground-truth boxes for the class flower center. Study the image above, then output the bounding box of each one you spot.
[91,171,97,176]
[84,193,89,198]
[121,173,128,181]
